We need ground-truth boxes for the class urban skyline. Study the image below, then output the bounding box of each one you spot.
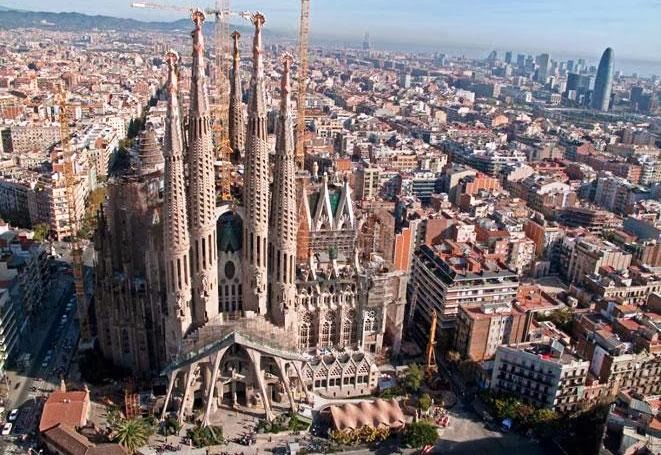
[0,2,659,454]
[2,0,661,73]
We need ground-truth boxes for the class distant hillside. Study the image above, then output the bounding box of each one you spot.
[0,8,260,35]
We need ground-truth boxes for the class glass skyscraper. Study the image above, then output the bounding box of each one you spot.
[592,48,614,112]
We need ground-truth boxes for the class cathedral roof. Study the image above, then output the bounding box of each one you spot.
[217,212,242,253]
[305,176,356,232]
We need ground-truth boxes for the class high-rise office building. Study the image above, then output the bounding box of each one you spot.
[516,54,525,68]
[565,73,592,103]
[362,31,371,50]
[505,51,513,64]
[592,48,615,112]
[536,53,550,83]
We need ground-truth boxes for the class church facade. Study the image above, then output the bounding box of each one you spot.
[93,10,407,420]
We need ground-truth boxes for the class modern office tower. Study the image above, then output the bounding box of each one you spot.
[592,47,615,111]
[505,51,513,64]
[487,50,497,63]
[536,53,550,83]
[565,73,592,103]
[516,54,525,68]
[567,60,575,73]
[362,31,371,50]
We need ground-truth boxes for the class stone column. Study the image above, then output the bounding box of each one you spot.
[245,348,274,421]
[202,347,228,426]
[178,363,198,422]
[161,370,178,421]
[292,361,311,404]
[273,358,296,412]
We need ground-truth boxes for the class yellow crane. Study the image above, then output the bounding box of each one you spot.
[426,311,438,375]
[295,0,310,170]
[211,0,233,201]
[57,87,91,341]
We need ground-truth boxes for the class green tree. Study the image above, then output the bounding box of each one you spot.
[187,424,223,448]
[537,308,574,334]
[418,393,432,412]
[404,363,423,393]
[403,421,438,448]
[159,415,182,436]
[33,223,50,242]
[113,418,153,454]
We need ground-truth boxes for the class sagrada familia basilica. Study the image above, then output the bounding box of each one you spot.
[93,10,407,422]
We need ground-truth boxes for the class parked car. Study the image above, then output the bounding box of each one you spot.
[2,423,12,436]
[7,409,18,422]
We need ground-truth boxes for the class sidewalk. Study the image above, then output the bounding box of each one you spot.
[5,277,70,409]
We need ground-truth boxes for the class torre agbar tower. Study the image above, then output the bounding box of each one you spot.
[268,54,298,329]
[187,9,219,325]
[162,50,193,359]
[242,13,270,316]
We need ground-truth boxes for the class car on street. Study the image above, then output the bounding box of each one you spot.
[7,409,18,422]
[2,422,12,435]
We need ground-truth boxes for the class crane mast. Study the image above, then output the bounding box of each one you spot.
[58,89,91,342]
[295,0,310,170]
[213,0,233,201]
[426,311,438,375]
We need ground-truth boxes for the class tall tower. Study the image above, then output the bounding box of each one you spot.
[187,9,219,325]
[362,31,371,50]
[242,13,269,316]
[229,31,245,159]
[162,50,192,359]
[592,48,615,112]
[269,54,298,328]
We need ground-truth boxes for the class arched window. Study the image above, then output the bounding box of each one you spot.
[320,312,335,348]
[364,309,378,332]
[342,309,356,346]
[299,312,312,351]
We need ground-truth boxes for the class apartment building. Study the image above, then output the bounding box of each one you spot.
[409,241,519,345]
[454,301,527,361]
[491,341,590,412]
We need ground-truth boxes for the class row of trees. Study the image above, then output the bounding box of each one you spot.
[403,421,439,448]
[480,390,559,434]
[330,425,391,446]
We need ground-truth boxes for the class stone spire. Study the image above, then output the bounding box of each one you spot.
[138,124,164,175]
[269,54,298,327]
[187,9,219,325]
[242,12,269,316]
[229,31,245,159]
[163,49,192,359]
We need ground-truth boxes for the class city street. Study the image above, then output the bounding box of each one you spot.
[0,263,81,454]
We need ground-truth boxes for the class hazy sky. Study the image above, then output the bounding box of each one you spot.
[4,0,661,64]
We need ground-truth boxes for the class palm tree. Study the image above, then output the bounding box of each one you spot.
[113,418,152,454]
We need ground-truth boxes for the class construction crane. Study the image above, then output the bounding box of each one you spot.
[425,311,438,375]
[57,87,90,342]
[130,1,250,201]
[131,1,250,19]
[212,0,233,201]
[295,0,310,170]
